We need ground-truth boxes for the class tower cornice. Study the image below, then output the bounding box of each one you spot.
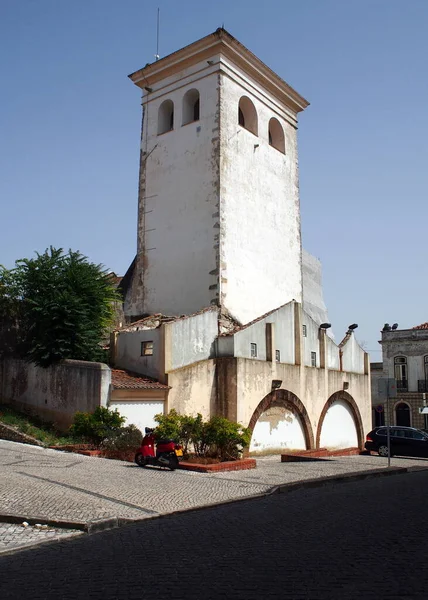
[128,28,309,115]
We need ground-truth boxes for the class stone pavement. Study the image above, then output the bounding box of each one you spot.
[1,439,428,553]
[2,468,428,599]
[0,522,82,555]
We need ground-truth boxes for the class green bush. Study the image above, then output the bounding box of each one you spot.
[154,410,251,461]
[100,424,143,453]
[154,409,198,454]
[204,416,251,461]
[70,406,125,444]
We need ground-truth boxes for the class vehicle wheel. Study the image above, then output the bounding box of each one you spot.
[135,452,146,467]
[168,455,179,471]
[378,445,390,457]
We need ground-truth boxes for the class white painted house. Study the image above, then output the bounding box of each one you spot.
[117,29,371,453]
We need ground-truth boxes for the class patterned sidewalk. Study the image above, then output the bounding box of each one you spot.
[0,522,82,554]
[2,439,428,554]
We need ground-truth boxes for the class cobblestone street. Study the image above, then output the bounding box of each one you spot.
[2,468,428,599]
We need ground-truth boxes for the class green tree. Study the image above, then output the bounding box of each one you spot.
[0,247,119,367]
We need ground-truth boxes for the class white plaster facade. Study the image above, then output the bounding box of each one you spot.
[124,28,308,325]
[113,302,371,452]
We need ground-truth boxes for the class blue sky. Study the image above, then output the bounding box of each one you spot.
[1,0,428,359]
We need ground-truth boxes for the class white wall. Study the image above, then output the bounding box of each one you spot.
[0,358,110,431]
[341,334,365,375]
[167,310,218,371]
[250,406,306,453]
[302,249,330,327]
[109,399,164,433]
[302,313,320,367]
[326,336,340,370]
[218,62,303,325]
[233,303,295,364]
[115,329,162,379]
[127,58,221,317]
[319,400,358,449]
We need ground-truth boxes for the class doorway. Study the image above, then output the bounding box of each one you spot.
[395,403,411,427]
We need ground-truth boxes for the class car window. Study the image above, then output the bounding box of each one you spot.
[409,430,425,440]
[377,428,387,436]
[392,429,405,438]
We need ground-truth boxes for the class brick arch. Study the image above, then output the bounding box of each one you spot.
[316,391,364,449]
[248,389,315,450]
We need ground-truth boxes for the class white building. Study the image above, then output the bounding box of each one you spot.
[117,29,371,453]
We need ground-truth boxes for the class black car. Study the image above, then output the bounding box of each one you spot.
[365,426,428,458]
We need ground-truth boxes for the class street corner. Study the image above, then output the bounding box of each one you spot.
[0,521,84,556]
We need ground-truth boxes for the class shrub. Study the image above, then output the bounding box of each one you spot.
[70,406,125,444]
[100,424,143,453]
[204,416,251,461]
[154,410,251,461]
[154,409,199,454]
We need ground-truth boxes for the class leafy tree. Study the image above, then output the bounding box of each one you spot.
[0,247,120,366]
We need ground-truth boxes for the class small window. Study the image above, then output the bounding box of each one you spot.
[275,350,280,362]
[158,99,174,134]
[182,88,200,125]
[377,427,387,436]
[311,351,317,367]
[302,325,307,337]
[250,343,258,358]
[238,96,258,136]
[268,117,285,153]
[141,341,154,356]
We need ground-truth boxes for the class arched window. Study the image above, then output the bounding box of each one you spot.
[268,117,285,153]
[182,89,200,125]
[394,356,408,392]
[158,99,174,135]
[395,402,411,427]
[238,96,258,136]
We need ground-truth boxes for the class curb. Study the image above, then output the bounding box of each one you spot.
[270,466,410,494]
[0,514,133,534]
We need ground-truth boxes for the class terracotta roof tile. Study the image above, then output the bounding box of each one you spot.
[413,322,428,330]
[111,369,169,390]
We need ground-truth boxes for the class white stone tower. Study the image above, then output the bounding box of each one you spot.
[124,28,309,325]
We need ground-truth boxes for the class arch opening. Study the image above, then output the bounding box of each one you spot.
[248,389,314,453]
[182,88,200,125]
[395,402,411,427]
[158,99,174,134]
[238,96,258,136]
[316,392,364,450]
[268,117,285,153]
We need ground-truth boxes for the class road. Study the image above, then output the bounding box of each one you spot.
[2,469,428,599]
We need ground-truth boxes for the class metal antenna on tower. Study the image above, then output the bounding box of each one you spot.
[155,8,160,61]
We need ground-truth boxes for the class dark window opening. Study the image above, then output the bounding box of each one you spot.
[193,98,200,121]
[141,341,154,356]
[238,107,245,128]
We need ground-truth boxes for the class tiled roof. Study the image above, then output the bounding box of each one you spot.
[111,369,169,390]
[413,322,428,330]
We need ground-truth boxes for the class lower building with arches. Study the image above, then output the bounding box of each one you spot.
[112,294,371,454]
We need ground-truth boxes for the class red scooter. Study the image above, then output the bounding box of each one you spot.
[135,427,183,471]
